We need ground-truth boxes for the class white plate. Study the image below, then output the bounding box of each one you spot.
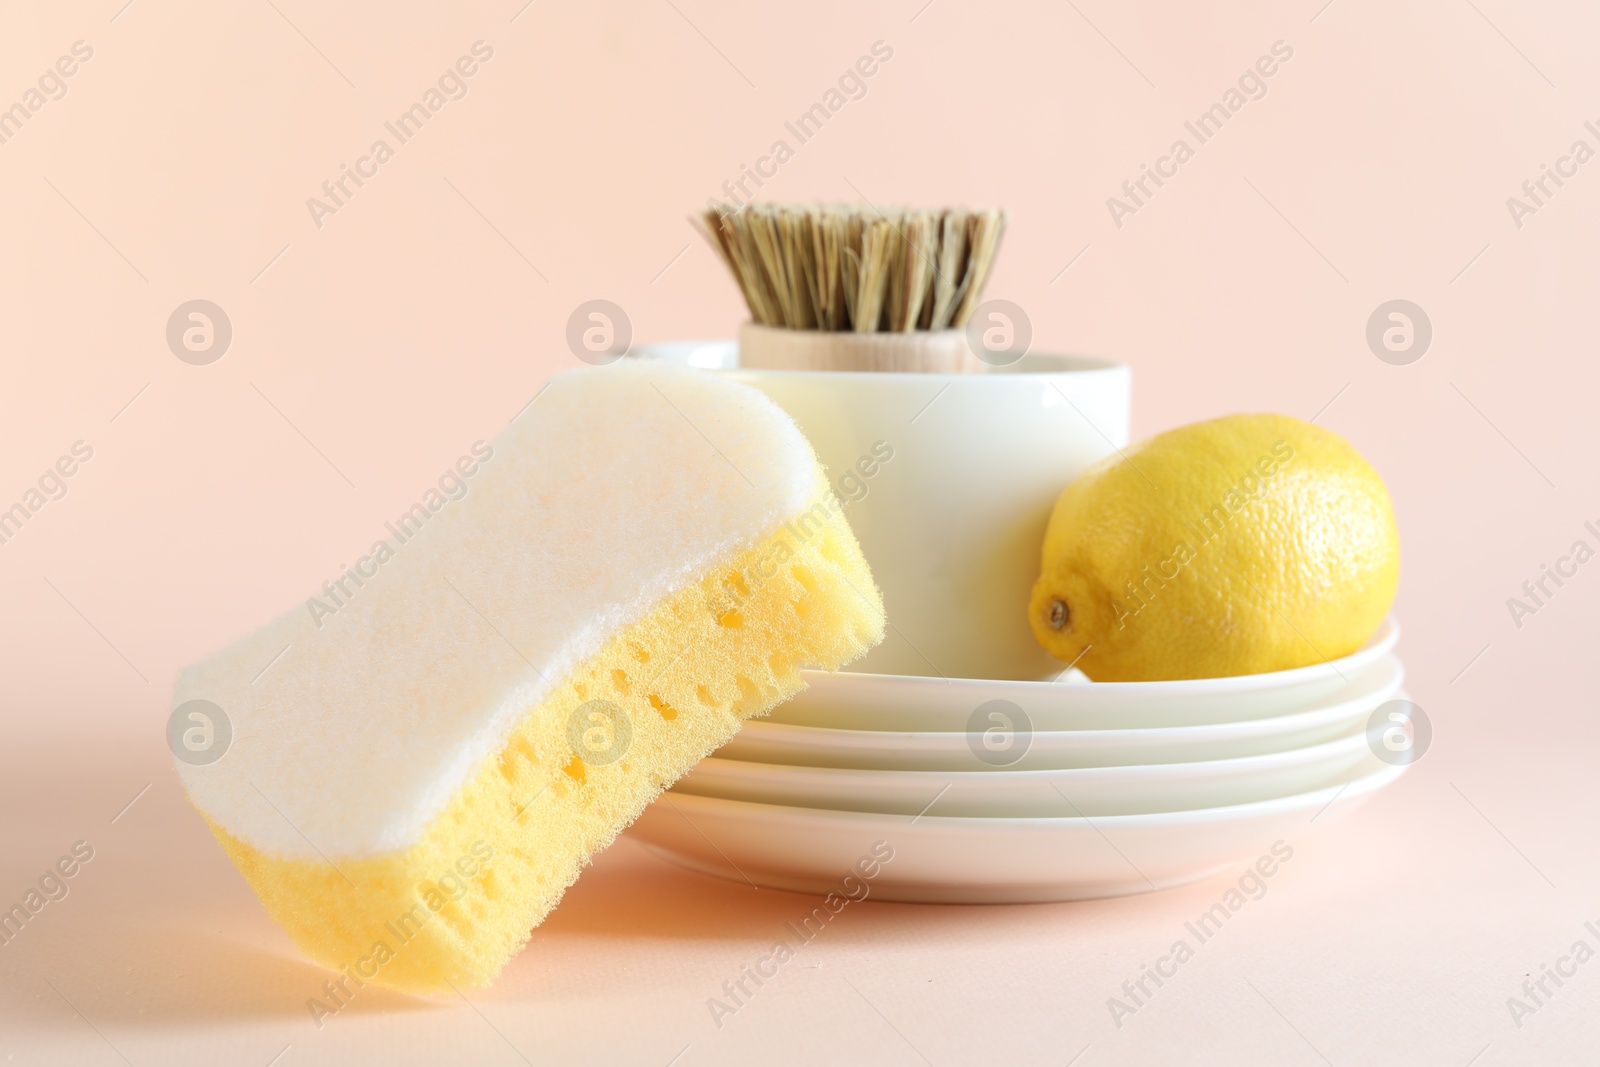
[767,618,1399,731]
[720,655,1403,771]
[633,760,1408,903]
[675,727,1388,818]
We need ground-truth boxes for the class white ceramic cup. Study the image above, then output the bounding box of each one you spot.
[718,353,1131,680]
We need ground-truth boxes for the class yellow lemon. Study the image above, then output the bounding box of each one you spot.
[1028,414,1398,681]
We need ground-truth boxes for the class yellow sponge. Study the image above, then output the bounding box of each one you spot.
[170,363,883,994]
[210,499,876,993]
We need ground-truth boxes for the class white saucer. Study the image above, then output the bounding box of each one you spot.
[769,618,1400,732]
[632,761,1408,903]
[719,656,1403,771]
[674,727,1387,818]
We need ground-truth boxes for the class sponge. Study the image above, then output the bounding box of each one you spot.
[172,361,883,993]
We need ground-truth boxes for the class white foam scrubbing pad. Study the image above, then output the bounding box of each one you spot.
[171,361,883,992]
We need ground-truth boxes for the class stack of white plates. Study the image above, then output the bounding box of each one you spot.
[631,620,1414,903]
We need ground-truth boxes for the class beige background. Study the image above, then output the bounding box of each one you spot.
[3,0,1598,1063]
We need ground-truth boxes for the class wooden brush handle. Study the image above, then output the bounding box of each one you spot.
[738,323,986,373]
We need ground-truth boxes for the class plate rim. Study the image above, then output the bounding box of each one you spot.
[798,616,1399,694]
[738,655,1404,748]
[691,728,1376,787]
[657,759,1410,830]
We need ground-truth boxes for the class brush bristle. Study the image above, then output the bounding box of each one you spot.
[698,203,1007,333]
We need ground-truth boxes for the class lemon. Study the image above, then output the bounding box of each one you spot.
[1028,414,1398,681]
